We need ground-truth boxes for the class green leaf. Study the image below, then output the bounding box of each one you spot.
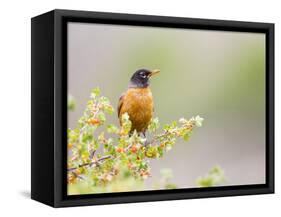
[146,146,158,158]
[97,112,106,122]
[82,132,93,143]
[148,117,160,133]
[107,124,119,134]
[91,87,100,97]
[183,133,190,141]
[121,113,132,133]
[68,94,76,111]
[157,146,164,157]
[196,166,225,187]
[104,105,114,115]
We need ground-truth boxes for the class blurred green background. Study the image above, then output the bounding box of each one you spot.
[68,22,265,188]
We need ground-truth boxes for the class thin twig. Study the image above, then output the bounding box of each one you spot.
[68,155,112,172]
[71,171,84,180]
[89,149,96,159]
[148,122,195,146]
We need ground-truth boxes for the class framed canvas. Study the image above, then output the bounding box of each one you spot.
[31,9,274,207]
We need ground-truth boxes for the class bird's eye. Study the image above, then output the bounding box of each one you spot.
[139,72,146,78]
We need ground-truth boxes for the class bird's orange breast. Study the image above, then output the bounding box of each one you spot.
[119,87,154,133]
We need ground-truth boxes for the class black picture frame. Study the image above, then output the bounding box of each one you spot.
[31,9,274,207]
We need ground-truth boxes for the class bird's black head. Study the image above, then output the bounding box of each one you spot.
[129,69,160,88]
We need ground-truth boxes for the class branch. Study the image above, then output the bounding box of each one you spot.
[148,121,196,146]
[68,155,112,172]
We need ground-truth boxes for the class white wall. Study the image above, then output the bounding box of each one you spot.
[0,0,279,216]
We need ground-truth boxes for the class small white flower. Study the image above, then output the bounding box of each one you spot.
[179,118,187,123]
[140,137,147,144]
[166,145,172,151]
[194,115,204,127]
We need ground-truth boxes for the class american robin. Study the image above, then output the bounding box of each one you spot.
[118,69,160,135]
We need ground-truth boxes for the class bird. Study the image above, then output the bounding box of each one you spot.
[118,68,160,136]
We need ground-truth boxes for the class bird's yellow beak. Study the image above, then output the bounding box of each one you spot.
[149,69,160,77]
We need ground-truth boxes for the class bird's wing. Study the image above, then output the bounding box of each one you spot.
[117,93,125,119]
